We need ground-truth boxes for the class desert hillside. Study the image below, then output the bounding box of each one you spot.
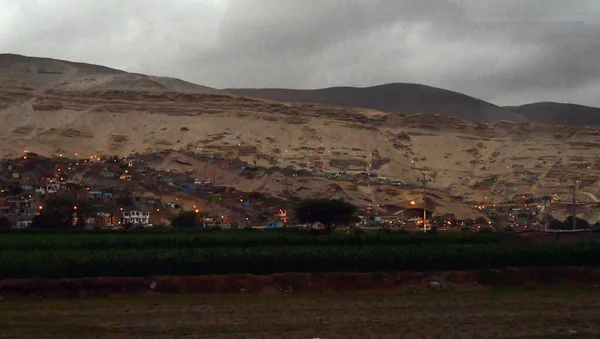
[0,54,222,95]
[226,84,600,126]
[1,54,600,214]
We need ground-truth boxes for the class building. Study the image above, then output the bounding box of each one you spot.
[35,183,61,195]
[88,190,113,199]
[86,212,117,228]
[273,208,287,221]
[122,210,151,226]
[0,199,35,215]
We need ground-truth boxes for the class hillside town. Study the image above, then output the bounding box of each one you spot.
[1,150,598,231]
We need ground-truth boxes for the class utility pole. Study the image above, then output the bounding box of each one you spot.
[572,180,577,230]
[417,173,433,232]
[541,196,551,231]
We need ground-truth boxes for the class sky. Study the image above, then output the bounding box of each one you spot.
[1,0,600,107]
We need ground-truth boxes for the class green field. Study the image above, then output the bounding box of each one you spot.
[0,228,500,249]
[1,230,600,279]
[1,288,599,338]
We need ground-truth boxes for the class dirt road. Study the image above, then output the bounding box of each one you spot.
[1,288,600,338]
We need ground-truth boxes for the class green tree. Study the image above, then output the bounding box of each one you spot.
[171,211,203,228]
[32,194,90,229]
[548,218,565,230]
[564,216,590,229]
[295,198,358,234]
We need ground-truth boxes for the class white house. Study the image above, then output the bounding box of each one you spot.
[14,220,32,229]
[35,184,61,194]
[122,210,151,226]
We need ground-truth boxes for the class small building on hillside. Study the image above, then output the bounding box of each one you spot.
[35,183,62,195]
[122,210,151,226]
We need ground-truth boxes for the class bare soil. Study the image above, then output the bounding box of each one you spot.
[3,267,600,299]
[1,288,600,338]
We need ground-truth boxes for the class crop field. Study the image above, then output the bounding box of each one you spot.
[2,288,600,338]
[1,230,600,279]
[0,229,500,250]
[2,230,600,338]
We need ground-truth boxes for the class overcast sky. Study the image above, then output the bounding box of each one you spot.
[1,0,600,106]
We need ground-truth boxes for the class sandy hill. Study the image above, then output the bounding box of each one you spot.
[1,55,599,218]
[0,53,222,95]
[506,102,600,126]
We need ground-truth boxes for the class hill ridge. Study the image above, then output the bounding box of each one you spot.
[226,83,600,126]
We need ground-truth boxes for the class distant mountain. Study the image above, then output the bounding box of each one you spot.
[226,84,600,126]
[226,83,530,123]
[506,102,600,126]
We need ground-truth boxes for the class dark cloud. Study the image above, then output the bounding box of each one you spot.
[1,0,599,106]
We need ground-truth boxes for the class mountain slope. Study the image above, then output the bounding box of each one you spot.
[0,53,222,95]
[0,55,599,209]
[226,83,531,123]
[507,102,600,126]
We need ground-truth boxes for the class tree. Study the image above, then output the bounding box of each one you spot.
[475,216,488,225]
[171,211,203,228]
[564,216,590,229]
[295,198,358,234]
[548,218,566,230]
[32,193,90,229]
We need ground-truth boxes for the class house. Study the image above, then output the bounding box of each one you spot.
[86,212,117,228]
[88,190,113,199]
[13,217,33,228]
[272,208,287,224]
[122,210,151,226]
[35,183,61,194]
[0,199,35,215]
[180,185,195,194]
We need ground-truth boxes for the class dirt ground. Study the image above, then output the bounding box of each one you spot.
[1,288,600,339]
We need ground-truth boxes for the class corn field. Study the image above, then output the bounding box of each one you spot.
[1,242,599,279]
[0,231,499,250]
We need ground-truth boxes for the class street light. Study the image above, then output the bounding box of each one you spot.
[410,200,416,205]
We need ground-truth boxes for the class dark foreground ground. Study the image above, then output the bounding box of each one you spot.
[2,287,600,339]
